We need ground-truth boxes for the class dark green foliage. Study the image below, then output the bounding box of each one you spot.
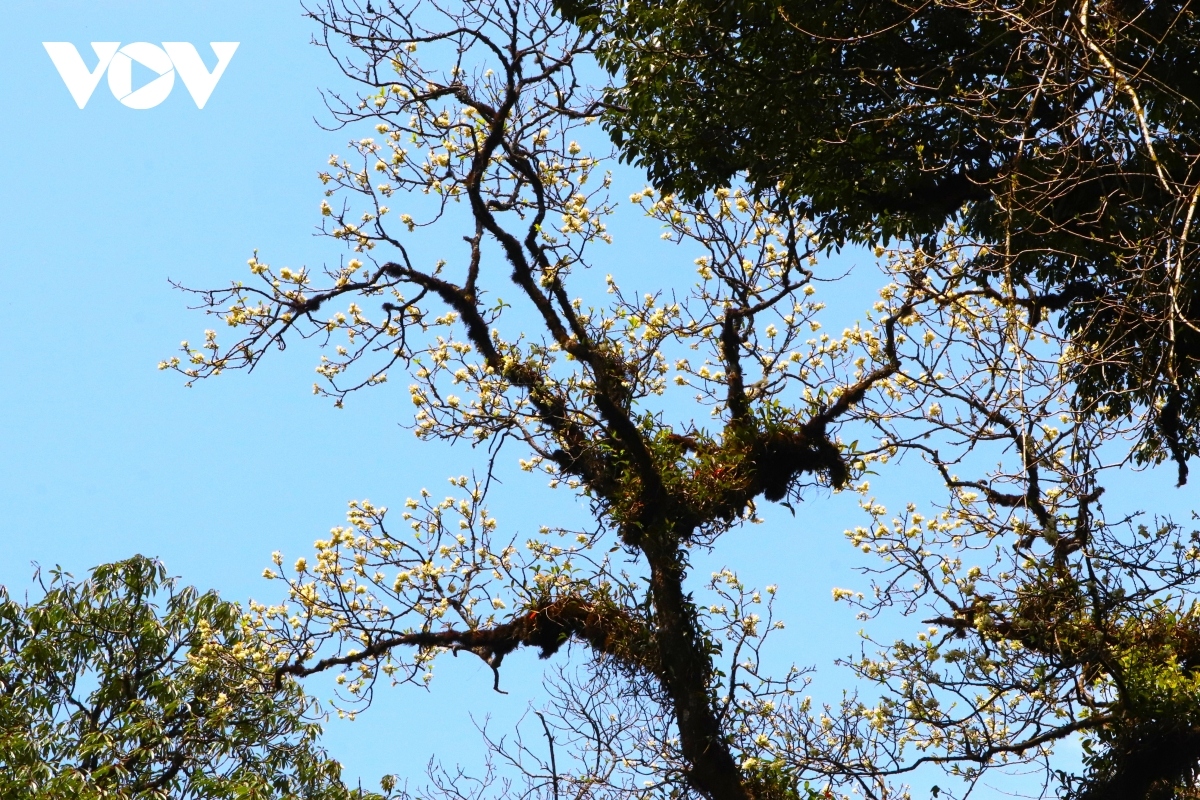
[568,0,1200,483]
[0,556,363,800]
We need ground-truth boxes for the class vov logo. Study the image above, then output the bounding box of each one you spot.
[43,42,239,109]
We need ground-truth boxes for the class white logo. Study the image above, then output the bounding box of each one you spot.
[43,42,239,109]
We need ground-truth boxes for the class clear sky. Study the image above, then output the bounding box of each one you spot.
[1,2,1195,796]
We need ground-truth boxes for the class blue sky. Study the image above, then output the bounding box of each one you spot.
[2,1,1196,796]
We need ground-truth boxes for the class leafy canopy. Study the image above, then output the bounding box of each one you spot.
[0,556,366,800]
[566,0,1200,484]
